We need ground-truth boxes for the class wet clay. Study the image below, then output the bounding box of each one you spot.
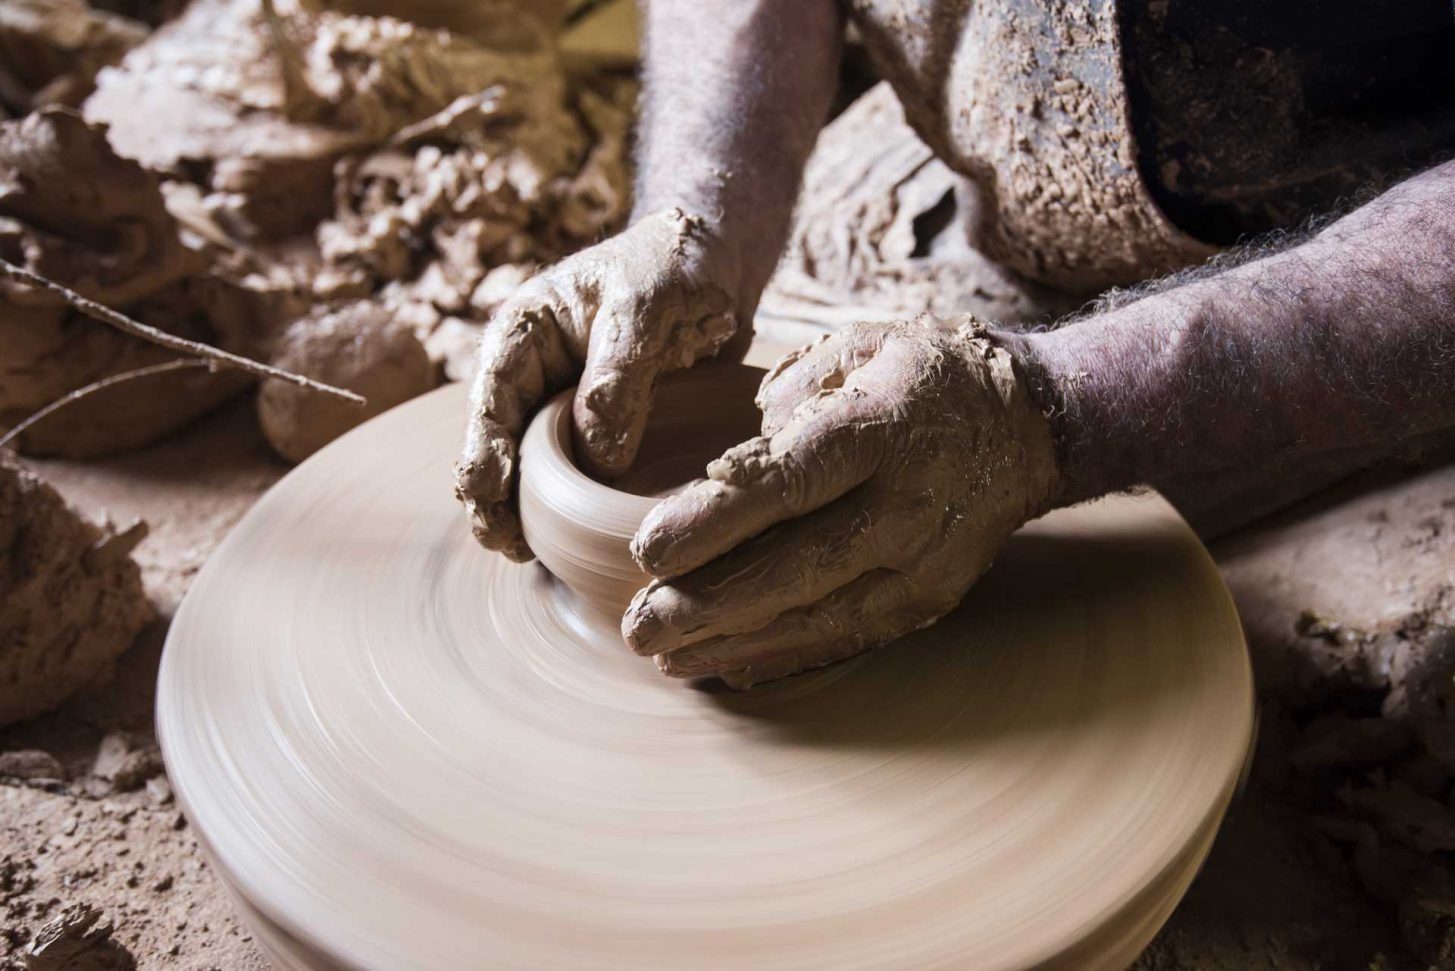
[256,300,432,462]
[157,375,1253,969]
[518,363,765,618]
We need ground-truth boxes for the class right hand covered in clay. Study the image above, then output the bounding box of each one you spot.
[623,315,1062,688]
[455,208,746,561]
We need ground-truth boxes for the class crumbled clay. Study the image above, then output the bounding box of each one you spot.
[84,0,605,242]
[0,455,152,728]
[312,67,634,371]
[0,108,260,457]
[22,902,135,971]
[0,0,147,114]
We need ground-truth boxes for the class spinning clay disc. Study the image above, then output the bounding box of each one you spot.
[158,373,1253,970]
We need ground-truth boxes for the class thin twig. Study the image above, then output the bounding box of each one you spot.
[259,0,310,120]
[1,359,211,449]
[0,257,363,405]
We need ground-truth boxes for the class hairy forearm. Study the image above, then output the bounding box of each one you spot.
[1014,160,1455,503]
[633,0,842,302]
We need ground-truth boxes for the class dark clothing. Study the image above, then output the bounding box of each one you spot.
[1121,0,1455,244]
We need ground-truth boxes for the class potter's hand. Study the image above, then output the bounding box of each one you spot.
[455,208,744,561]
[623,316,1060,688]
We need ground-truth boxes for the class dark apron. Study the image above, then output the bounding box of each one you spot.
[847,0,1455,289]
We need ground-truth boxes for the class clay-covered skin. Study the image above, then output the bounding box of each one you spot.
[257,301,432,463]
[624,315,1059,688]
[455,207,742,562]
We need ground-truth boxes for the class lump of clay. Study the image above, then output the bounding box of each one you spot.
[312,69,634,369]
[0,108,263,457]
[0,0,147,115]
[0,106,196,305]
[258,300,433,462]
[85,0,574,240]
[0,454,152,728]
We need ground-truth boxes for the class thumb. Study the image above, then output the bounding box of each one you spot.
[573,288,739,478]
[572,303,663,478]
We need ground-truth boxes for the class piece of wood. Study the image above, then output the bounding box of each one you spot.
[158,375,1252,970]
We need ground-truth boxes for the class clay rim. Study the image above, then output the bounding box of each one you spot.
[521,388,659,545]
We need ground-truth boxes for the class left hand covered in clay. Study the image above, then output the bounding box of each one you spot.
[623,315,1061,688]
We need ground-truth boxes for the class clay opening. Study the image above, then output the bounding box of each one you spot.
[588,362,766,499]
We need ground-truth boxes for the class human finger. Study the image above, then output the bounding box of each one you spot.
[623,485,917,656]
[656,567,940,687]
[754,323,894,435]
[455,287,585,560]
[572,287,736,478]
[630,389,890,580]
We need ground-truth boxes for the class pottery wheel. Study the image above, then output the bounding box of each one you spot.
[158,381,1254,970]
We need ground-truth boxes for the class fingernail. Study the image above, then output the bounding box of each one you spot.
[719,667,755,690]
[622,595,666,655]
[629,509,680,575]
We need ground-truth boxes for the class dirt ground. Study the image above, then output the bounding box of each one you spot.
[1,394,1450,968]
[3,402,279,970]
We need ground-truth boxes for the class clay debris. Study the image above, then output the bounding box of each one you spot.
[311,64,634,379]
[0,455,152,729]
[37,0,638,460]
[21,902,136,971]
[0,107,268,457]
[1221,464,1455,965]
[0,0,147,117]
[84,0,603,242]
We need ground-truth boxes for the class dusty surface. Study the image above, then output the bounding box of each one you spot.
[3,403,282,969]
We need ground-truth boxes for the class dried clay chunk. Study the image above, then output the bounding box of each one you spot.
[258,301,434,463]
[0,454,152,727]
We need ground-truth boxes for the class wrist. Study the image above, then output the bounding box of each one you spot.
[631,169,791,312]
[988,323,1094,508]
[1010,303,1169,505]
[639,203,769,319]
[954,319,1062,518]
